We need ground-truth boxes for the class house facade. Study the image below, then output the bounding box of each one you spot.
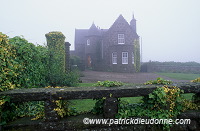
[72,14,140,72]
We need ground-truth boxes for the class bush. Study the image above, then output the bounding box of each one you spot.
[94,80,124,87]
[191,77,200,83]
[1,33,79,125]
[144,77,172,85]
[0,33,21,91]
[9,36,49,88]
[117,86,199,130]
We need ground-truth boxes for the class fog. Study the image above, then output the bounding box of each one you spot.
[1,0,200,62]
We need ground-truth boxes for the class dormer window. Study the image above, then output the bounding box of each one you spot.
[87,39,90,46]
[118,34,125,44]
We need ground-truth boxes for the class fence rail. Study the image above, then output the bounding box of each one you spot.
[1,82,200,130]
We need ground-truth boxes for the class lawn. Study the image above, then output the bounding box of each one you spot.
[157,72,200,80]
[77,83,95,87]
[70,82,195,112]
[69,97,143,112]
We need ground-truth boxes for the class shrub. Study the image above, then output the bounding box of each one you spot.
[144,77,172,85]
[94,80,124,87]
[9,36,49,88]
[116,86,199,130]
[0,33,21,91]
[91,98,105,115]
[191,77,200,83]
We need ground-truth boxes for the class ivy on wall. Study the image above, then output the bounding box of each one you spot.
[45,31,72,86]
[134,39,140,72]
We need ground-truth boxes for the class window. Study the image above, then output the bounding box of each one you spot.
[132,52,134,64]
[122,52,128,64]
[87,39,90,45]
[118,34,125,44]
[112,52,117,64]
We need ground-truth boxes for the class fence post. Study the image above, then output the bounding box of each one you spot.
[103,97,118,118]
[43,92,60,130]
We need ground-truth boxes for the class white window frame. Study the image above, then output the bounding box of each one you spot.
[112,52,117,64]
[87,39,90,45]
[132,52,134,64]
[122,52,128,64]
[118,34,125,44]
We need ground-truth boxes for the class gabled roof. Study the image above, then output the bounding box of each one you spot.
[109,14,130,29]
[74,14,139,45]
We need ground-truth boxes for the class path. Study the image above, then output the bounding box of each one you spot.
[80,70,189,84]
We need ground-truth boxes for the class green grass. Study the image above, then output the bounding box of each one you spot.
[120,97,143,104]
[78,83,95,87]
[182,93,194,100]
[70,82,195,112]
[157,73,200,80]
[69,94,194,112]
[69,99,96,112]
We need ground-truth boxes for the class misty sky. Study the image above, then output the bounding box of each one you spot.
[1,0,200,63]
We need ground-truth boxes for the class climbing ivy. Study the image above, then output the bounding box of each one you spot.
[0,33,21,91]
[45,31,66,86]
[134,39,140,72]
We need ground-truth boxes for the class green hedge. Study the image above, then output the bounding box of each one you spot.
[0,33,21,91]
[9,36,49,88]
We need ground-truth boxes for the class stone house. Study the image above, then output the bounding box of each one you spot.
[71,14,139,72]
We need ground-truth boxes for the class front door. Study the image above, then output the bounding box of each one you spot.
[87,55,91,68]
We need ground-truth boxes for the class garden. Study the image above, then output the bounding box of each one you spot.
[1,32,200,130]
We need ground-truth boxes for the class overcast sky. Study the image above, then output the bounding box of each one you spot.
[1,0,200,63]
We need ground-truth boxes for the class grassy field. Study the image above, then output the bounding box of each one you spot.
[69,91,194,112]
[157,72,200,80]
[71,81,196,112]
[78,83,95,87]
[69,97,143,112]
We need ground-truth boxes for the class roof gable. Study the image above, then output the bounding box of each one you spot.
[109,14,131,31]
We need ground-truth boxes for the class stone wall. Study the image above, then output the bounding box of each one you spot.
[141,62,200,74]
[1,83,200,130]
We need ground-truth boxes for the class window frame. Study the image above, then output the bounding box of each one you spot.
[112,52,117,64]
[118,34,125,44]
[87,39,90,46]
[132,52,134,64]
[122,52,128,64]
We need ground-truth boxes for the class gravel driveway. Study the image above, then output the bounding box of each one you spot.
[80,70,189,84]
